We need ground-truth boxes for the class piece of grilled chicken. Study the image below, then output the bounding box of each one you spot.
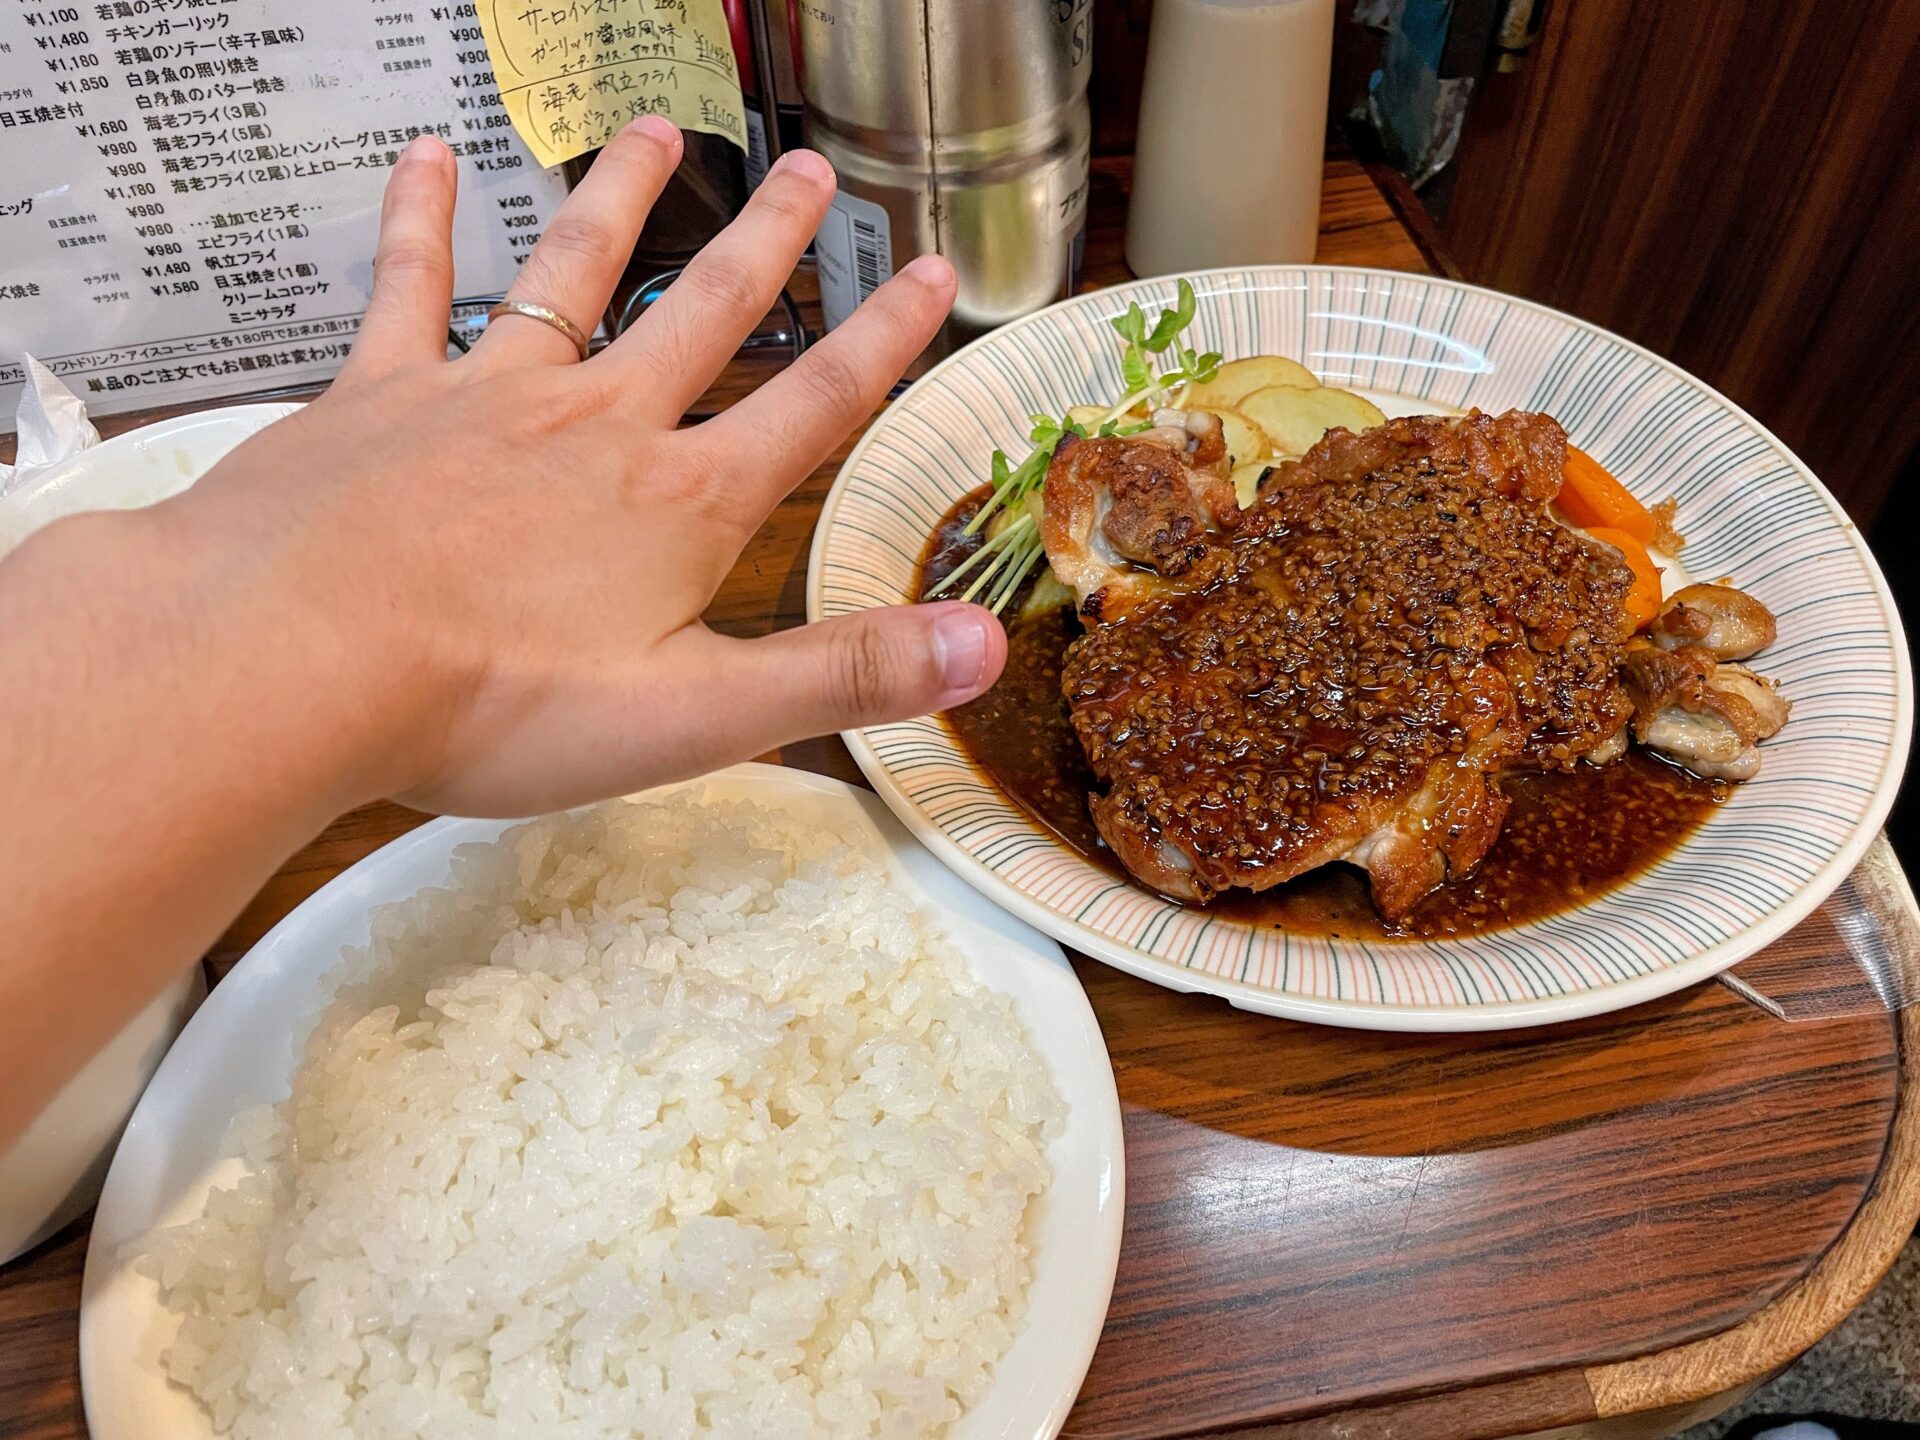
[1040,409,1786,919]
[1040,408,1237,622]
[1621,584,1790,781]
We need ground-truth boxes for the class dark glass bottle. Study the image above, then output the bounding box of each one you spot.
[563,132,747,335]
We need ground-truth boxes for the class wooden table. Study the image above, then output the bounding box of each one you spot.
[4,156,1917,1440]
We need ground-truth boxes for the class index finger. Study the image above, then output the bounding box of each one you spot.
[339,136,458,384]
[676,253,956,535]
[596,150,838,422]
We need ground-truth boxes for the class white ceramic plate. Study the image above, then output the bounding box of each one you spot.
[0,402,299,548]
[81,763,1124,1440]
[808,266,1914,1031]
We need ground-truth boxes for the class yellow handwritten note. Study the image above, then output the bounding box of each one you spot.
[478,0,748,169]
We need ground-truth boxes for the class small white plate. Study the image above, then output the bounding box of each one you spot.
[81,763,1124,1440]
[808,266,1914,1031]
[0,402,298,548]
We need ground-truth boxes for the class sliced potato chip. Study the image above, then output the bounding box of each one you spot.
[1065,403,1110,430]
[1239,384,1388,457]
[1212,407,1272,469]
[1019,568,1075,620]
[1230,460,1274,511]
[1183,354,1319,412]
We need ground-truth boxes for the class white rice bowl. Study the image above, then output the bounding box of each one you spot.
[135,796,1064,1439]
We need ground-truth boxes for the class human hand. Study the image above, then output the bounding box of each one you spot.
[161,120,1006,815]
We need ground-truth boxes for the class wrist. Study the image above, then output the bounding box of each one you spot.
[123,492,459,807]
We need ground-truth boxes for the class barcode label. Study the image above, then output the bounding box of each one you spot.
[815,189,894,332]
[851,215,887,300]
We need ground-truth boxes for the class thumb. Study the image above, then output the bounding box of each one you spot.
[714,601,1005,747]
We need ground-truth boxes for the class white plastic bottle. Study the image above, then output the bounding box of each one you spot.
[1125,0,1335,277]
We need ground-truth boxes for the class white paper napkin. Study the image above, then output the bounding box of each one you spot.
[0,356,100,500]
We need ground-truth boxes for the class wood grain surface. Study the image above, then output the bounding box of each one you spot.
[1436,0,1920,529]
[2,157,1916,1440]
[1066,901,1899,1435]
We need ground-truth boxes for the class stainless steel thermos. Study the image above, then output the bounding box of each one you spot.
[791,0,1093,350]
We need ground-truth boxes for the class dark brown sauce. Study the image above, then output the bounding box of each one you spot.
[920,490,1727,941]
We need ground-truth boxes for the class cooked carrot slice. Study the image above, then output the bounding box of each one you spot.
[1586,525,1663,629]
[1558,447,1656,544]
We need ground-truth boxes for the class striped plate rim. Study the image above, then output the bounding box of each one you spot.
[807,266,1914,1031]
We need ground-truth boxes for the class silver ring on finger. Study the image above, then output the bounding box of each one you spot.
[486,299,591,362]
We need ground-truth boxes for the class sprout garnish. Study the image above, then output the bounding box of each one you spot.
[925,280,1222,614]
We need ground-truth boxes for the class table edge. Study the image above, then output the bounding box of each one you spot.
[1583,838,1920,1416]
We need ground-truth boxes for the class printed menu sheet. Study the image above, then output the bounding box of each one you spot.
[0,0,571,420]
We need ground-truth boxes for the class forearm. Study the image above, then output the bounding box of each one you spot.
[0,501,410,1145]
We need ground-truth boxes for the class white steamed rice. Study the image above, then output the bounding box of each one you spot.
[137,794,1063,1439]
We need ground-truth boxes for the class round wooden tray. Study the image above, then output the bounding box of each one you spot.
[1062,835,1919,1437]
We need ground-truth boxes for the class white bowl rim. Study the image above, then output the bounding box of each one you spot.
[1,401,301,509]
[78,762,1124,1439]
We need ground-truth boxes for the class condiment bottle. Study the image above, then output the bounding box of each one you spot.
[1125,0,1335,277]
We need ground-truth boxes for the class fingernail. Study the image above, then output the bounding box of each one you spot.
[933,606,992,694]
[631,114,682,151]
[772,148,834,185]
[402,133,446,164]
[902,252,956,289]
